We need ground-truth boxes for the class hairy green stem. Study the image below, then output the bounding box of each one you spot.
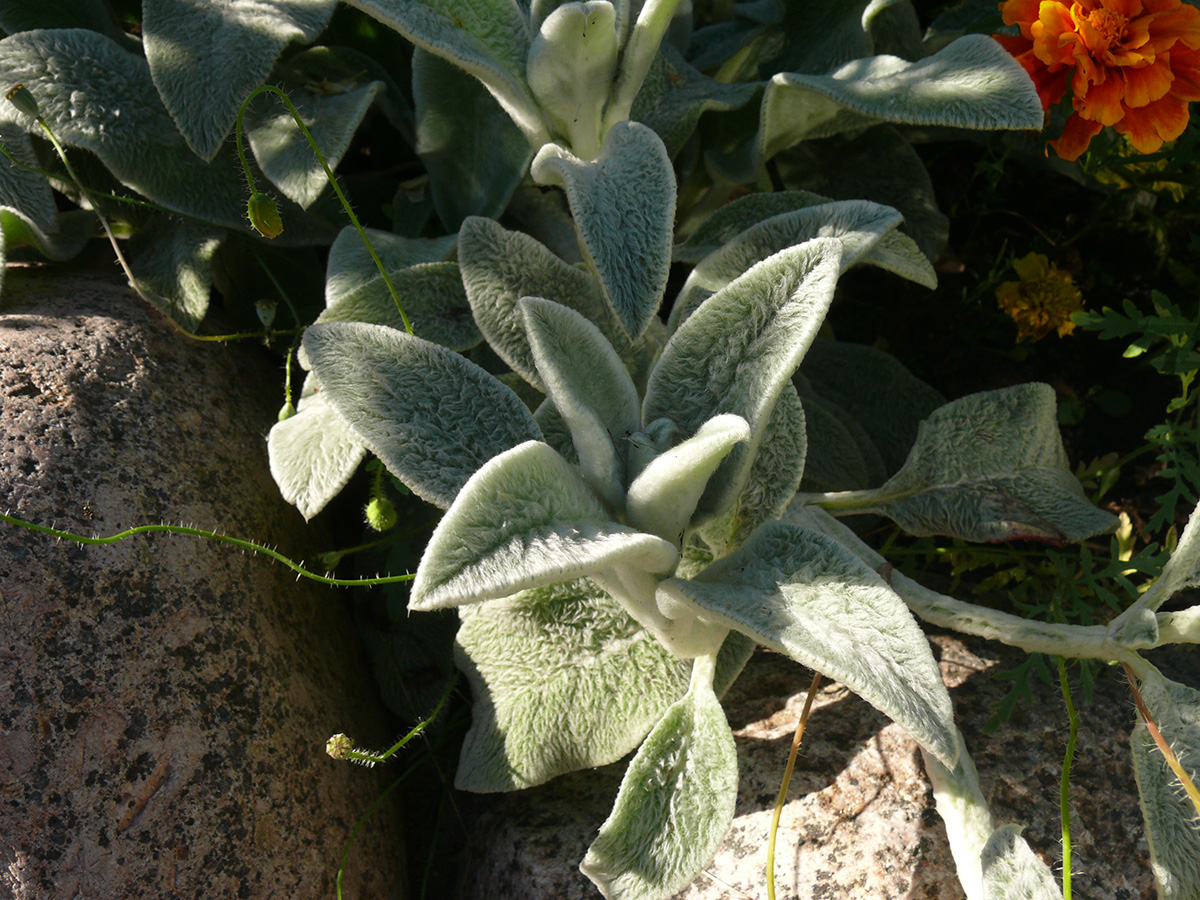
[1056,657,1077,900]
[332,686,464,900]
[234,84,412,334]
[0,511,414,588]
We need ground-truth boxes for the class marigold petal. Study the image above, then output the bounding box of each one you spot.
[1143,2,1200,52]
[1011,252,1051,281]
[1167,43,1200,99]
[1001,0,1045,38]
[1108,0,1144,18]
[1122,56,1175,105]
[1050,114,1104,159]
[1034,2,1085,64]
[1115,92,1190,150]
[1076,69,1128,123]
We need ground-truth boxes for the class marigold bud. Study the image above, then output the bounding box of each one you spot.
[247,193,283,239]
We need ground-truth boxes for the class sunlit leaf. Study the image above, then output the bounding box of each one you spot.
[1130,671,1200,900]
[532,122,675,340]
[267,374,368,520]
[143,0,337,159]
[411,440,678,610]
[303,321,540,508]
[454,578,691,791]
[580,657,738,900]
[863,384,1118,542]
[660,521,958,766]
[521,297,641,509]
[459,215,625,388]
[645,238,841,523]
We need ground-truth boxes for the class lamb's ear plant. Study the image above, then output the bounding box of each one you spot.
[1,3,1198,899]
[294,110,1162,893]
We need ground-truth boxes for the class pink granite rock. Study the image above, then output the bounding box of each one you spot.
[0,271,404,899]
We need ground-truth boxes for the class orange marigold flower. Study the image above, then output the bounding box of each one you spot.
[996,253,1084,341]
[995,0,1200,159]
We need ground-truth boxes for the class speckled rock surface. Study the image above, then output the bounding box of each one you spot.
[0,271,404,899]
[458,632,1179,900]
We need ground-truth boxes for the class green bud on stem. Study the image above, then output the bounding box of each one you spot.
[247,193,283,239]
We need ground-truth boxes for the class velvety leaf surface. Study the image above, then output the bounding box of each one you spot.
[673,189,831,264]
[526,0,618,159]
[799,339,943,475]
[603,0,693,128]
[0,122,56,235]
[580,658,738,900]
[317,260,482,351]
[660,521,958,766]
[0,29,337,238]
[413,48,531,231]
[922,729,1059,900]
[626,414,751,546]
[454,578,691,791]
[532,122,675,340]
[127,219,223,330]
[870,384,1118,542]
[326,226,457,301]
[699,382,807,555]
[459,216,620,388]
[645,238,841,522]
[411,441,678,610]
[521,297,641,509]
[244,59,382,208]
[143,0,337,159]
[344,0,544,142]
[267,375,368,520]
[981,826,1063,900]
[1130,672,1200,900]
[920,730,997,900]
[303,321,540,508]
[715,35,1043,177]
[667,200,927,331]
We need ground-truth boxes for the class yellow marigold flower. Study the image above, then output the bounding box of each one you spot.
[996,253,1084,341]
[995,0,1200,160]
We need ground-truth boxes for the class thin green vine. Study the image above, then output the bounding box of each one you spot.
[0,511,414,588]
[330,675,460,900]
[2,85,287,345]
[233,84,412,334]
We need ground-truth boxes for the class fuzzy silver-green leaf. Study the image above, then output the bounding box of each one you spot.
[303,321,539,508]
[660,521,958,766]
[532,121,675,340]
[454,578,691,791]
[411,440,678,610]
[645,238,842,522]
[580,657,737,900]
